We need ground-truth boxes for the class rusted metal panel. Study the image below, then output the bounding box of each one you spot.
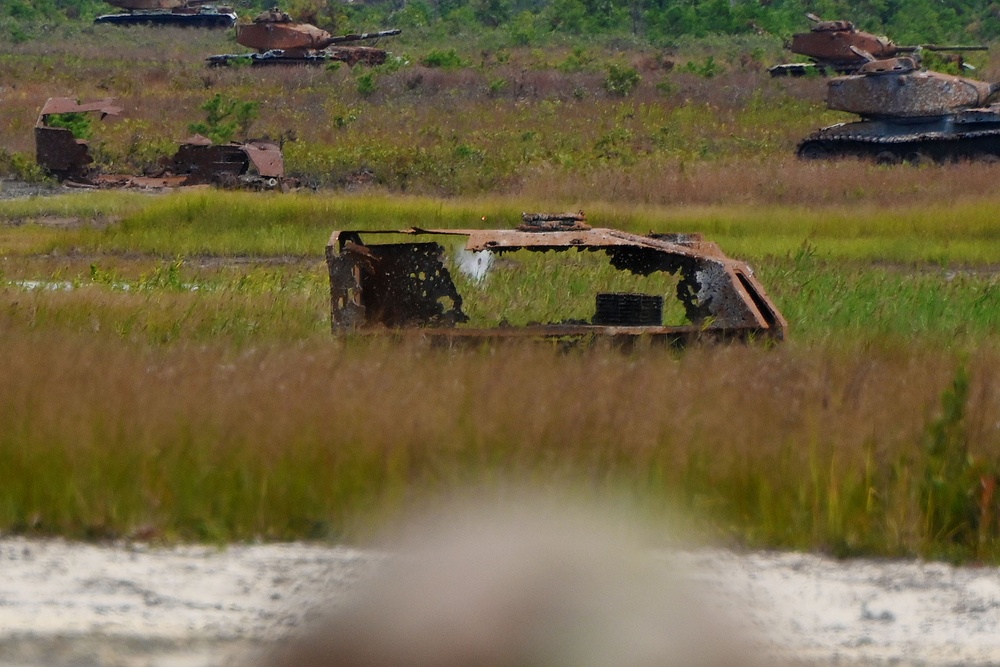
[789,29,894,67]
[242,141,284,178]
[326,216,787,343]
[34,126,91,175]
[34,98,123,178]
[37,98,122,119]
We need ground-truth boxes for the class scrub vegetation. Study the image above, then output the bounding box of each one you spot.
[4,9,1000,561]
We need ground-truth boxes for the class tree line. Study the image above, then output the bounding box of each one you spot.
[3,0,998,45]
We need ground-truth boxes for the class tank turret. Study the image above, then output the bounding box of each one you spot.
[827,56,999,117]
[207,7,401,67]
[797,57,1000,163]
[235,8,334,54]
[769,13,986,77]
[95,0,236,28]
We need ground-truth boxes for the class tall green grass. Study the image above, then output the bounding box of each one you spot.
[7,190,1000,264]
[3,333,1000,562]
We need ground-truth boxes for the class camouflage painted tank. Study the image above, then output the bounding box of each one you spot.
[207,8,400,67]
[798,56,1000,163]
[769,14,985,77]
[94,0,236,28]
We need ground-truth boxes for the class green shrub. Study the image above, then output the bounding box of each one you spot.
[46,112,93,140]
[356,72,377,97]
[421,48,465,68]
[0,149,51,183]
[604,63,640,96]
[187,94,259,145]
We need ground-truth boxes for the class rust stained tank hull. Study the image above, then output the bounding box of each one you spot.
[798,56,1000,164]
[326,221,786,345]
[769,14,987,77]
[789,29,894,68]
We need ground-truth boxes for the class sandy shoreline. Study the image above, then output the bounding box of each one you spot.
[2,538,1000,666]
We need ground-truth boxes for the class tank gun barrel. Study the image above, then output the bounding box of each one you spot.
[895,44,988,53]
[320,29,401,47]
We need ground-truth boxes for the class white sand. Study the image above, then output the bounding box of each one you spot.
[1,538,999,666]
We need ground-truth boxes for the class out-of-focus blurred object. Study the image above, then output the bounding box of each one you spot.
[264,496,769,667]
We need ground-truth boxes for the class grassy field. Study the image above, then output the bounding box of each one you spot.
[5,25,1000,560]
[3,189,1000,563]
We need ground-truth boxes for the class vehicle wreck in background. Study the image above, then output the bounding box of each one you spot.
[326,213,786,344]
[207,8,401,67]
[94,0,236,28]
[797,56,1000,163]
[769,13,986,77]
[36,98,288,190]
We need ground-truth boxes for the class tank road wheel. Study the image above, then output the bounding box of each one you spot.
[797,141,830,160]
[875,150,901,166]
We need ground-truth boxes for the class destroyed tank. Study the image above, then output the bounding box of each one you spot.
[797,55,1000,164]
[207,8,401,67]
[769,13,985,77]
[94,0,236,28]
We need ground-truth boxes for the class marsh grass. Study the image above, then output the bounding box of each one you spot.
[8,190,1000,264]
[3,332,1000,560]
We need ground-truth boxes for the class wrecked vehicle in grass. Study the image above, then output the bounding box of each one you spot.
[207,8,400,67]
[797,56,1000,163]
[769,13,986,77]
[94,0,236,28]
[326,213,786,345]
[35,98,288,190]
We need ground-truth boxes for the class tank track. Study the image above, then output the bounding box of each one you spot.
[798,126,1000,163]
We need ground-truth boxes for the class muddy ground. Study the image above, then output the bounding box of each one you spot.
[1,539,999,667]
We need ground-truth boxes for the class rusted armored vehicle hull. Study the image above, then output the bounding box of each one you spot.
[798,57,1000,163]
[35,98,122,181]
[167,137,287,189]
[35,98,288,190]
[326,215,786,345]
[208,9,399,67]
[769,14,985,77]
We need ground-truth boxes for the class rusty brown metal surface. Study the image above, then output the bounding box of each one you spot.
[38,98,122,118]
[35,98,122,179]
[242,141,284,178]
[827,66,999,117]
[35,97,286,189]
[237,20,331,53]
[789,29,894,66]
[326,219,786,344]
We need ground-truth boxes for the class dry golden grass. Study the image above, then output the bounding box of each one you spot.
[1,327,998,558]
